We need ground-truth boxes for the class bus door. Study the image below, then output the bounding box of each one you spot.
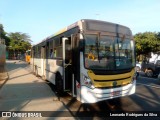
[62,37,73,93]
[41,46,45,78]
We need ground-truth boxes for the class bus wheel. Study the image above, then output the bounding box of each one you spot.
[145,69,153,77]
[55,73,64,95]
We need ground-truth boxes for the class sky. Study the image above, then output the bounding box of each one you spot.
[0,0,160,45]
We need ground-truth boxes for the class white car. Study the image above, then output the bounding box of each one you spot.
[136,61,141,72]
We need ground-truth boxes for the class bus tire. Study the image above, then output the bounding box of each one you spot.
[55,73,64,95]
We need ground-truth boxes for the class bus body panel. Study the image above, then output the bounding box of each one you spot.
[31,58,63,85]
[33,58,43,76]
[45,59,63,84]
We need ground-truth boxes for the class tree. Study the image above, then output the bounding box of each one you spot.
[8,32,32,58]
[1,23,32,59]
[155,32,160,54]
[0,24,10,46]
[134,32,160,61]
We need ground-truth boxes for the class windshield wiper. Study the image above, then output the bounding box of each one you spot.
[96,33,100,63]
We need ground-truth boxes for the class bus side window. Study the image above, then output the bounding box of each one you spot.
[53,38,61,58]
[49,41,53,59]
[65,37,72,63]
[50,49,53,58]
[54,48,57,57]
[65,45,72,64]
[46,42,49,58]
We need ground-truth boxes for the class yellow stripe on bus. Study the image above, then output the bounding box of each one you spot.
[87,69,135,87]
[54,27,67,36]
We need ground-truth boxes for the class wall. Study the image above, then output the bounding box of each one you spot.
[0,44,6,66]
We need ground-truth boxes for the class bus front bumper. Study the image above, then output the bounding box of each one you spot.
[80,80,136,103]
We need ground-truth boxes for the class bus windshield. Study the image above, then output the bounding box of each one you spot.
[84,34,135,70]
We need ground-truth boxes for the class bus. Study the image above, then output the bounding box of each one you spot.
[30,19,137,103]
[25,50,31,64]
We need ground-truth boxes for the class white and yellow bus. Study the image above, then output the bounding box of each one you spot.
[30,19,137,103]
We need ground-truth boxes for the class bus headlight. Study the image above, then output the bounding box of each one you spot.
[82,74,95,89]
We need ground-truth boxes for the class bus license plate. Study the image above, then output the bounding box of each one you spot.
[110,91,120,97]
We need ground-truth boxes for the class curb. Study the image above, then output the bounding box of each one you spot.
[0,65,9,89]
[0,72,8,80]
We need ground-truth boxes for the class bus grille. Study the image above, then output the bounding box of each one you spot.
[94,76,131,82]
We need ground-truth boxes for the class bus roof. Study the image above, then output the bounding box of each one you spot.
[33,19,132,47]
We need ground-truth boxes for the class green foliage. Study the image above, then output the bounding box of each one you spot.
[134,32,160,58]
[0,24,10,46]
[8,32,31,52]
[1,24,32,53]
[155,32,160,53]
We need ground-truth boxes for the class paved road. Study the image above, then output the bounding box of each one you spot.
[0,64,8,87]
